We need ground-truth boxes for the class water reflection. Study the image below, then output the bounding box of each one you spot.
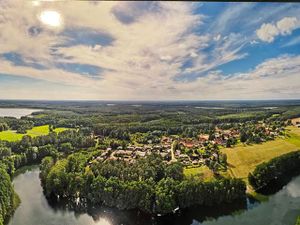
[7,167,300,225]
[47,197,153,225]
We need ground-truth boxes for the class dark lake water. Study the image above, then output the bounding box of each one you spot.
[0,108,41,118]
[7,167,300,225]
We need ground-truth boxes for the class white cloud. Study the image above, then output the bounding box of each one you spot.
[0,1,299,100]
[256,17,299,43]
[256,23,279,43]
[277,17,298,35]
[172,55,300,100]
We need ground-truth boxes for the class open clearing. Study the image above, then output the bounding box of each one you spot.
[222,126,300,180]
[183,165,214,181]
[0,125,69,141]
[217,112,262,120]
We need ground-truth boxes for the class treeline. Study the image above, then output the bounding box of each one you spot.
[0,123,8,132]
[0,165,19,225]
[40,153,246,214]
[248,150,300,191]
[0,130,95,176]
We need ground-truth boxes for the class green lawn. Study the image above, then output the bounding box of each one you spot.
[222,126,300,180]
[0,125,69,141]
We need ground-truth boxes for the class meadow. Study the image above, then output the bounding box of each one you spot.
[222,126,300,180]
[183,126,300,183]
[183,165,214,181]
[0,125,69,141]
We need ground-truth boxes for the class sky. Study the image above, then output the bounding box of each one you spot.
[0,1,300,100]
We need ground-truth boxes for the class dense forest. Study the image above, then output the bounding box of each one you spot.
[0,166,18,225]
[40,153,246,214]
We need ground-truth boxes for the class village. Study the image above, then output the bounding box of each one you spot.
[92,121,286,168]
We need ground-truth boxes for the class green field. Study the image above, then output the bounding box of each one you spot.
[222,126,300,180]
[183,165,214,181]
[217,112,262,119]
[0,125,69,141]
[184,126,300,185]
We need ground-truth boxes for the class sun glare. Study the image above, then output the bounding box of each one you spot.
[39,10,62,27]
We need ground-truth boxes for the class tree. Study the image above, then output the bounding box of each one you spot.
[165,162,184,181]
[220,153,227,170]
[0,123,9,132]
[240,131,248,143]
[40,156,54,185]
[0,147,11,159]
[60,142,73,154]
[0,165,18,225]
[155,178,178,214]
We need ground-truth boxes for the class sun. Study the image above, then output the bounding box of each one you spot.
[39,10,62,27]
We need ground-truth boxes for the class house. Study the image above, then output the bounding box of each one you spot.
[135,146,143,151]
[160,152,170,160]
[175,150,181,156]
[127,146,135,151]
[161,136,172,144]
[114,150,133,158]
[215,137,226,145]
[136,151,146,157]
[179,154,189,159]
[199,134,209,142]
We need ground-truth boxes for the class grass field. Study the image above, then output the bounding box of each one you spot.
[0,125,69,141]
[217,112,262,119]
[222,126,300,180]
[184,126,300,187]
[183,165,214,181]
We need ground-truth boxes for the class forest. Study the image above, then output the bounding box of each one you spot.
[40,153,246,214]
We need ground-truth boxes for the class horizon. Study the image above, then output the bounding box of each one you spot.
[1,98,300,103]
[0,1,300,100]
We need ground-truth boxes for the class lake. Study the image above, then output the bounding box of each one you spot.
[7,167,300,225]
[0,108,41,118]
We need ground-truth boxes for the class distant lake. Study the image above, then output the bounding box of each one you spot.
[7,167,300,225]
[0,108,42,118]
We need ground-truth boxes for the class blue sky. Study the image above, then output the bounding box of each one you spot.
[0,1,300,100]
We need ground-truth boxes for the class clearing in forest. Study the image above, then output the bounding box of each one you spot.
[0,125,69,141]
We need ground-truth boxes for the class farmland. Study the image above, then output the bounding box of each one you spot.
[0,125,69,141]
